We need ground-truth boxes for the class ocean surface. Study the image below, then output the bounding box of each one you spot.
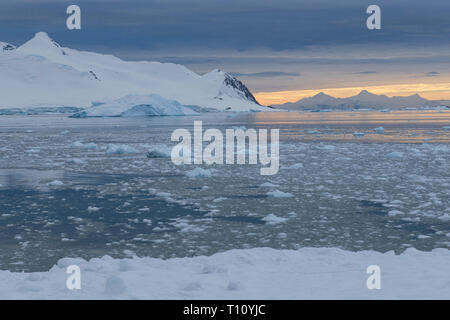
[1,110,449,271]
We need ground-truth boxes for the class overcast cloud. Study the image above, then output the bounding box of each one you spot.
[1,0,449,94]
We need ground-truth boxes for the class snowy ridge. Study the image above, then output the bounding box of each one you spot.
[276,90,450,110]
[0,247,448,299]
[0,32,265,112]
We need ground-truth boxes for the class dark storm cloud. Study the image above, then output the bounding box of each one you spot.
[1,0,450,52]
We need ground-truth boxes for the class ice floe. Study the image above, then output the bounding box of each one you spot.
[266,190,294,198]
[106,144,138,155]
[386,151,404,159]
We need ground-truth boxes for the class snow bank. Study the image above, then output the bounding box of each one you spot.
[0,247,448,299]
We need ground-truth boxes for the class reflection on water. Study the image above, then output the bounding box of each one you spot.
[246,110,450,143]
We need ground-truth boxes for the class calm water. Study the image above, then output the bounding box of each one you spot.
[0,110,449,271]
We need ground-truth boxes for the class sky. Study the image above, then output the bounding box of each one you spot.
[1,0,450,105]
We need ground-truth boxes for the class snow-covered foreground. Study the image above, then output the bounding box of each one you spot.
[1,247,448,299]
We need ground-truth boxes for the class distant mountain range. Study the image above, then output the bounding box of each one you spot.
[274,90,450,110]
[0,32,263,112]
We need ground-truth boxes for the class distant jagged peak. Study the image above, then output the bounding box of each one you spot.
[276,88,436,110]
[409,93,425,99]
[312,92,335,99]
[17,31,68,56]
[314,92,328,97]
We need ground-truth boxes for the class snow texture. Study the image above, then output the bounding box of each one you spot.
[0,247,448,299]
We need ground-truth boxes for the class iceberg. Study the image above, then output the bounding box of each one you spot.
[71,94,199,118]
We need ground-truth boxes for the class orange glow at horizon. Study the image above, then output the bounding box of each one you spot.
[254,83,450,105]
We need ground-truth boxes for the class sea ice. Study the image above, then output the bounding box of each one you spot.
[106,144,138,155]
[72,141,98,150]
[262,214,288,225]
[0,247,449,299]
[353,131,365,137]
[259,182,279,188]
[47,180,63,186]
[285,163,303,169]
[266,190,294,198]
[186,168,213,178]
[386,151,404,159]
[146,144,172,158]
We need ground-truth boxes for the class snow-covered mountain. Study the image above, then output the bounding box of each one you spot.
[0,32,264,111]
[276,90,449,110]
